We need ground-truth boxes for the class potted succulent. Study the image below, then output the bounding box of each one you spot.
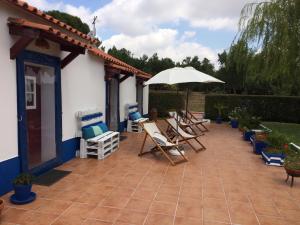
[10,173,36,204]
[261,132,290,166]
[284,145,300,186]
[0,198,3,216]
[228,107,242,128]
[214,102,226,124]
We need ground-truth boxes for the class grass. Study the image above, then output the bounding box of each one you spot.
[263,122,300,146]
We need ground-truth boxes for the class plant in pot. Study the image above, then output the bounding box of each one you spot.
[10,173,36,205]
[284,145,300,187]
[242,116,261,141]
[228,107,242,128]
[214,103,226,124]
[261,132,290,166]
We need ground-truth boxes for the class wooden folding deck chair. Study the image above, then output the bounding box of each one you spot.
[182,110,210,132]
[169,111,205,134]
[165,118,206,153]
[139,122,188,166]
[168,111,201,136]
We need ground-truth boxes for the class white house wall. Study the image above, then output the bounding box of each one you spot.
[0,2,107,162]
[61,53,106,141]
[119,75,137,122]
[143,85,149,115]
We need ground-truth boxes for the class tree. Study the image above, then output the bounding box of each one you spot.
[237,0,300,95]
[46,10,90,34]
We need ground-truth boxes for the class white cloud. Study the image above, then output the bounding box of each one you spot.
[103,29,218,65]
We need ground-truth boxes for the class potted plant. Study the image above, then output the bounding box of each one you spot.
[251,130,269,154]
[261,132,290,166]
[214,103,226,124]
[228,107,242,128]
[241,116,261,141]
[284,145,300,186]
[10,173,36,204]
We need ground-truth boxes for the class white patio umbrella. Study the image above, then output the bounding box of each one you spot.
[144,66,224,154]
[144,66,224,117]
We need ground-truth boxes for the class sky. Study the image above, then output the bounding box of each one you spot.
[26,0,260,66]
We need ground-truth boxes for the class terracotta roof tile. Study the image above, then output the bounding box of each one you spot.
[7,17,152,79]
[4,0,100,45]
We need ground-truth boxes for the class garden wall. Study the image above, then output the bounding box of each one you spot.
[149,91,185,117]
[205,94,300,123]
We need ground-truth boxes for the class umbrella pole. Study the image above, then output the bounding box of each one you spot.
[176,87,179,145]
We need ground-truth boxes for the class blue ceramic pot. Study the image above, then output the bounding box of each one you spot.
[230,119,239,128]
[13,184,32,201]
[216,116,222,124]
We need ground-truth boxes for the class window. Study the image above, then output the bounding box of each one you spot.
[25,76,36,110]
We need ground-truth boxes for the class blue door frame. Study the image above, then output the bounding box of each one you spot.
[16,50,62,176]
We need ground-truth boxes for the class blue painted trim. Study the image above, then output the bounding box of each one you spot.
[0,157,20,196]
[61,138,80,163]
[81,112,103,121]
[119,120,127,132]
[16,50,62,175]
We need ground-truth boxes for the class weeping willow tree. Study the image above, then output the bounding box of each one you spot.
[236,0,300,95]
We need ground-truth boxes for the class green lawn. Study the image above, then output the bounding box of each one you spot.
[263,122,300,146]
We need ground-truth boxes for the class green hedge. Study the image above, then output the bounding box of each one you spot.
[149,91,185,117]
[205,94,300,123]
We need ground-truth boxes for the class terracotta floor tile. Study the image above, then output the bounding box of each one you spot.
[229,202,259,225]
[34,199,72,215]
[125,198,151,212]
[88,206,121,222]
[75,192,106,205]
[155,192,178,203]
[252,200,279,216]
[117,209,147,224]
[22,211,59,225]
[132,188,156,201]
[62,203,95,219]
[51,215,85,225]
[258,215,286,225]
[174,216,203,225]
[149,201,177,216]
[3,124,300,225]
[1,208,29,224]
[101,195,130,208]
[145,213,174,225]
[203,207,230,224]
[203,198,227,210]
[176,203,202,218]
[82,219,113,225]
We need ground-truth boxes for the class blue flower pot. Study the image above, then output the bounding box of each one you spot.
[252,140,268,155]
[230,119,239,128]
[13,184,32,201]
[261,151,285,166]
[216,116,222,124]
[243,130,255,141]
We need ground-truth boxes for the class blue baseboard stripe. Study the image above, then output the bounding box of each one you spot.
[61,137,80,163]
[0,157,20,196]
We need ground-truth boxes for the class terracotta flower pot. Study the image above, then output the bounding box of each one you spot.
[285,167,300,176]
[0,199,4,216]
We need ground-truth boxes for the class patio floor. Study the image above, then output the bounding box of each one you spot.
[1,123,300,225]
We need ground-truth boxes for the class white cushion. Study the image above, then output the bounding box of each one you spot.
[153,132,168,146]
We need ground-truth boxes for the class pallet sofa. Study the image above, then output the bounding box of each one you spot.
[76,109,120,160]
[125,103,148,133]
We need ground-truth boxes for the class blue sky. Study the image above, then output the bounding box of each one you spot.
[28,0,256,65]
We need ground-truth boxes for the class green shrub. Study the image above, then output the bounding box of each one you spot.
[13,173,33,185]
[149,91,185,117]
[205,94,300,123]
